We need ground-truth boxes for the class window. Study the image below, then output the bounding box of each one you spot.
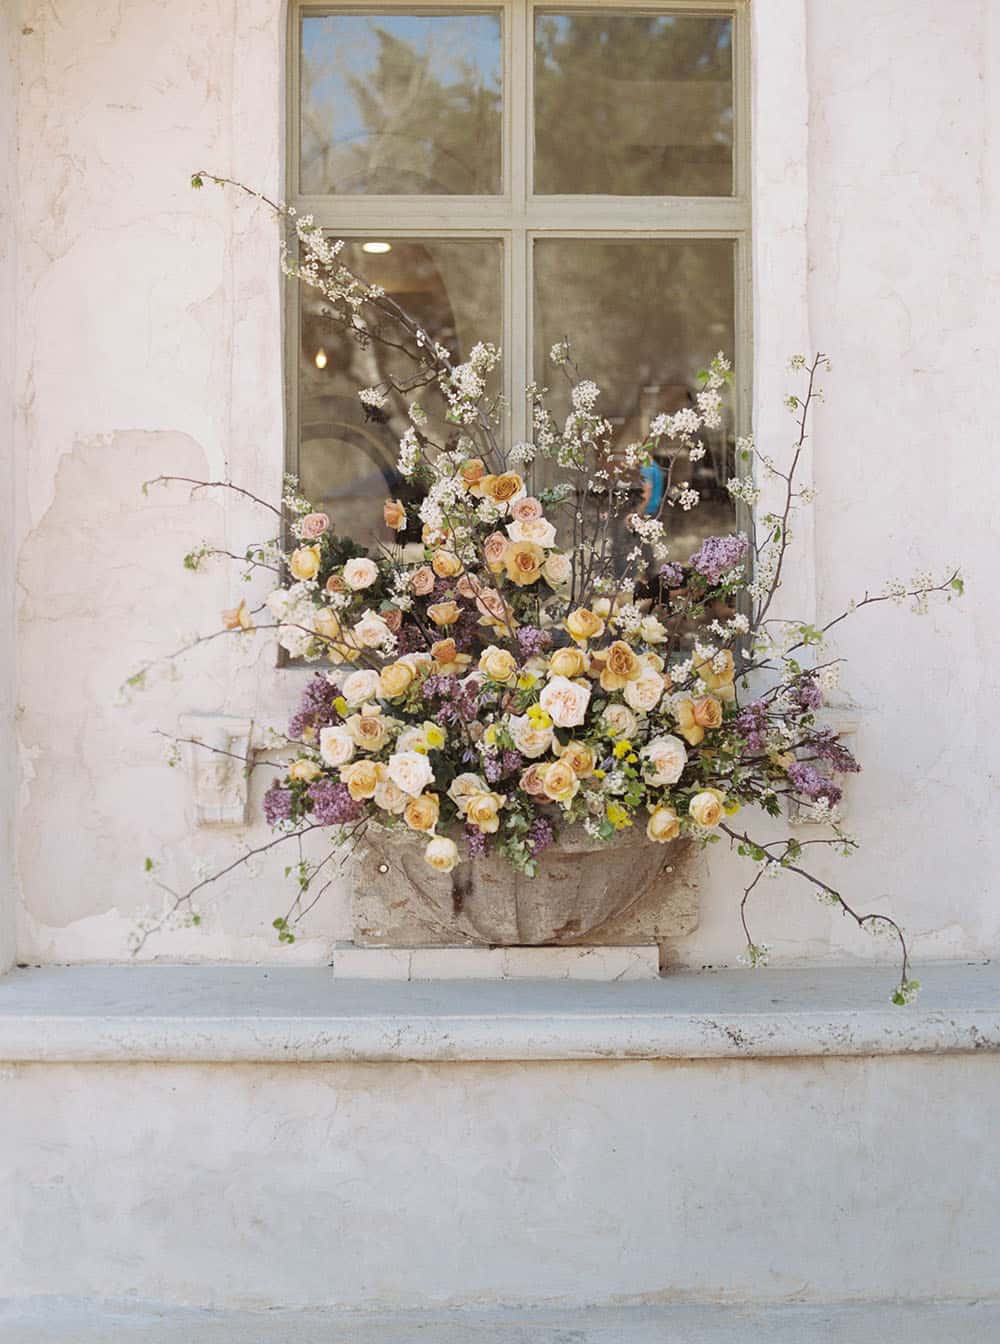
[286,1,750,563]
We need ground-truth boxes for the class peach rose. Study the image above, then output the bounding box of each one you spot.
[541,759,580,804]
[346,709,390,752]
[483,531,509,572]
[424,835,460,872]
[341,759,379,800]
[343,557,379,591]
[427,600,462,627]
[431,549,464,579]
[504,541,546,587]
[299,512,330,540]
[460,457,487,490]
[222,599,253,632]
[519,763,549,797]
[692,695,723,729]
[383,499,407,531]
[599,640,642,691]
[289,546,321,582]
[538,675,591,728]
[556,740,595,778]
[325,573,348,596]
[483,471,525,507]
[511,496,543,522]
[564,607,605,642]
[689,789,725,829]
[474,586,516,630]
[409,565,435,596]
[674,698,705,747]
[694,649,736,702]
[381,607,403,634]
[403,792,440,834]
[465,789,505,834]
[647,805,681,844]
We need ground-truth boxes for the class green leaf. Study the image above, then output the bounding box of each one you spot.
[950,576,965,596]
[190,173,204,189]
[144,857,155,872]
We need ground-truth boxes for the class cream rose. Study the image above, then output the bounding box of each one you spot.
[431,549,463,579]
[565,607,605,642]
[548,646,587,680]
[410,565,436,596]
[447,772,490,814]
[424,835,460,872]
[387,750,435,797]
[641,734,688,787]
[353,610,392,649]
[379,660,416,699]
[602,703,638,740]
[542,552,572,587]
[541,759,580,804]
[288,758,322,783]
[373,772,409,815]
[479,645,518,684]
[556,740,595,778]
[343,557,379,590]
[689,789,725,829]
[539,675,591,728]
[508,713,554,759]
[403,792,441,834]
[507,516,557,548]
[647,805,681,844]
[289,546,321,582]
[465,789,505,834]
[341,668,381,706]
[319,726,355,768]
[624,668,666,713]
[340,759,379,800]
[346,710,390,752]
[639,614,668,644]
[313,608,342,642]
[427,600,461,627]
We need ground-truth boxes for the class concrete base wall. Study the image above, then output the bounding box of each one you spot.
[3,1054,997,1310]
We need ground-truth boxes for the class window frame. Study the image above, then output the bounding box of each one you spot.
[284,0,752,519]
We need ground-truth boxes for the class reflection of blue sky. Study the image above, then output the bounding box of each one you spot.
[303,14,501,148]
[536,13,731,73]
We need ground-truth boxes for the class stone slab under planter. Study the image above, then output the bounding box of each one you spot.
[330,943,661,981]
[351,824,700,949]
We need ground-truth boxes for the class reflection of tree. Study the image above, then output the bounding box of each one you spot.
[534,14,732,196]
[301,19,501,195]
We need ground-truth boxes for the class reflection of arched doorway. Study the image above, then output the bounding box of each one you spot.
[297,238,501,545]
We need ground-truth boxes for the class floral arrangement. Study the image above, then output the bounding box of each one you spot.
[132,174,963,1000]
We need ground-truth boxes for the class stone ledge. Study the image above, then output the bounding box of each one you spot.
[0,961,997,1063]
[331,943,660,981]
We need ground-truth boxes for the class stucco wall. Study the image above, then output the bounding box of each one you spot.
[8,0,999,965]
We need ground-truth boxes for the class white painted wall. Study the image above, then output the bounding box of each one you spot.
[8,0,999,966]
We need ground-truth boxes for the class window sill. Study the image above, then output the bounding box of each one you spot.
[0,962,997,1063]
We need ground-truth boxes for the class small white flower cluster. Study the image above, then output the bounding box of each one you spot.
[571,380,600,413]
[549,340,571,365]
[397,427,421,478]
[708,612,750,639]
[409,402,428,427]
[358,387,387,410]
[440,341,501,425]
[677,487,700,511]
[282,474,312,517]
[727,475,761,506]
[509,439,536,464]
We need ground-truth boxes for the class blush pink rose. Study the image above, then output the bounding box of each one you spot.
[410,565,436,596]
[300,512,330,539]
[483,531,509,570]
[511,496,544,523]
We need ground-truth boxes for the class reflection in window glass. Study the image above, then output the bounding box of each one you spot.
[298,238,502,548]
[534,12,733,195]
[300,13,503,195]
[533,239,736,636]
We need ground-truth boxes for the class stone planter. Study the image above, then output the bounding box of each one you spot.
[351,824,698,948]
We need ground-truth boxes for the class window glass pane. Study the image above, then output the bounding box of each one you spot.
[533,238,736,646]
[299,238,502,547]
[300,13,503,195]
[533,12,733,196]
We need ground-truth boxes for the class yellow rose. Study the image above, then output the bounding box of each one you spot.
[465,790,505,834]
[460,457,487,491]
[313,608,342,641]
[383,498,407,531]
[675,698,705,747]
[548,646,587,679]
[564,607,605,642]
[689,788,725,829]
[222,599,253,632]
[646,805,681,843]
[556,740,595,778]
[431,549,464,579]
[504,540,546,587]
[483,471,524,506]
[341,759,379,800]
[346,710,390,752]
[424,835,460,872]
[379,661,415,699]
[403,792,440,834]
[599,640,642,691]
[479,644,519,684]
[694,649,736,702]
[288,758,322,784]
[427,600,462,627]
[541,759,580,805]
[289,546,321,581]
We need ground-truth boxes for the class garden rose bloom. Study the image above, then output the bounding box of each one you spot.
[509,714,553,759]
[325,573,348,595]
[639,614,668,644]
[689,788,725,828]
[388,750,435,797]
[460,457,487,490]
[602,703,638,739]
[674,698,706,746]
[346,709,390,752]
[693,649,736,701]
[641,735,687,786]
[483,531,509,572]
[504,540,546,587]
[624,668,666,713]
[564,607,605,642]
[647,805,681,843]
[353,610,392,648]
[431,639,471,674]
[542,552,572,587]
[288,758,322,783]
[431,549,463,579]
[511,496,543,523]
[539,675,591,728]
[541,759,580,804]
[424,835,460,872]
[299,512,330,539]
[289,546,321,582]
[507,517,557,548]
[404,792,440,834]
[692,695,723,729]
[341,759,379,800]
[319,726,355,768]
[483,471,525,507]
[448,773,490,814]
[383,499,406,531]
[556,740,595,778]
[344,557,379,590]
[600,641,642,691]
[374,771,409,815]
[427,600,461,627]
[341,668,381,706]
[519,763,548,797]
[379,661,415,699]
[313,609,341,641]
[465,789,505,834]
[410,565,435,596]
[548,646,587,679]
[222,599,253,632]
[479,645,518,684]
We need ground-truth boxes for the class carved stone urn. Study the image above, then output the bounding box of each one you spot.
[351,824,698,948]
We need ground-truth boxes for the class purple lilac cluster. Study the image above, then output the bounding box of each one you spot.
[305,779,363,826]
[516,625,549,658]
[263,782,294,825]
[689,534,749,586]
[787,761,843,806]
[526,816,554,857]
[422,673,480,725]
[810,730,861,774]
[464,824,489,858]
[794,676,823,710]
[482,747,525,784]
[734,701,769,754]
[659,562,685,588]
[288,673,342,741]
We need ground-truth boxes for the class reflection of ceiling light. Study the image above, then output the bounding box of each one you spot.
[314,348,328,369]
[362,241,392,254]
